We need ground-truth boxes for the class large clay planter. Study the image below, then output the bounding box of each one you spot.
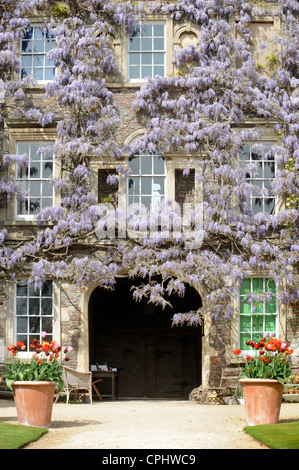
[240,378,284,426]
[12,381,56,427]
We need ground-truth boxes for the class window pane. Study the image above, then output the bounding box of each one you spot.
[45,67,55,80]
[42,280,53,297]
[252,315,263,332]
[29,298,40,316]
[43,161,53,178]
[33,40,44,53]
[129,38,140,51]
[252,333,261,343]
[30,181,41,197]
[141,53,152,65]
[265,315,276,332]
[141,156,152,174]
[33,68,44,80]
[154,24,164,36]
[22,41,33,53]
[45,40,53,52]
[154,53,164,65]
[128,177,139,195]
[129,156,140,174]
[141,24,152,37]
[141,177,152,195]
[29,198,41,215]
[154,66,164,76]
[17,317,27,333]
[41,298,52,315]
[154,156,164,174]
[29,317,40,333]
[240,278,251,295]
[22,56,33,67]
[153,177,164,195]
[42,182,53,197]
[16,298,27,316]
[21,68,31,78]
[29,283,39,297]
[252,278,263,293]
[141,38,152,51]
[30,143,41,159]
[265,298,276,313]
[129,66,140,80]
[264,161,275,179]
[17,335,27,348]
[42,198,53,209]
[240,316,251,332]
[17,282,27,297]
[265,198,275,213]
[42,317,53,333]
[267,279,276,293]
[24,28,33,40]
[154,38,164,50]
[240,300,251,314]
[33,55,44,67]
[240,333,251,350]
[34,27,44,39]
[141,196,151,209]
[141,66,152,78]
[254,302,264,313]
[129,53,140,65]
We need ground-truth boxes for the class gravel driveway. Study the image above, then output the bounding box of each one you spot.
[1,398,299,449]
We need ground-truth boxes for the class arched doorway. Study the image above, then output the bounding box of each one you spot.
[88,277,202,398]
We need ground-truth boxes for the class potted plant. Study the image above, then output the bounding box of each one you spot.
[233,333,293,426]
[4,332,72,428]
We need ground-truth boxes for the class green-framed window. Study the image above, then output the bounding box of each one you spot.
[15,280,53,352]
[239,278,278,350]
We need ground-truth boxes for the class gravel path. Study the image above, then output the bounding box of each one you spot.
[1,398,299,449]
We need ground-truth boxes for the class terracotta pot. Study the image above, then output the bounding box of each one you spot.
[240,378,284,426]
[12,381,56,427]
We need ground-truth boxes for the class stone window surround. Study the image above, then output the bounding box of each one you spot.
[3,279,61,360]
[111,15,201,85]
[15,141,54,219]
[240,140,279,216]
[14,279,54,354]
[20,23,56,84]
[230,271,288,364]
[90,128,203,208]
[5,127,59,225]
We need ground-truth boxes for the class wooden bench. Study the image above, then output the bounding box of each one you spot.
[208,368,241,405]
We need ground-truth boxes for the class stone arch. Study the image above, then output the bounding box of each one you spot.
[88,277,203,398]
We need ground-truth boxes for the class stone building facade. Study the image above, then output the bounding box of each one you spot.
[0,2,298,399]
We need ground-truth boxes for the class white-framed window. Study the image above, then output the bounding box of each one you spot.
[128,22,165,81]
[20,25,55,82]
[15,142,54,219]
[127,153,166,209]
[15,280,54,353]
[240,143,276,214]
[239,277,278,351]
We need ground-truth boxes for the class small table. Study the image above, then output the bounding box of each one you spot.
[92,370,118,401]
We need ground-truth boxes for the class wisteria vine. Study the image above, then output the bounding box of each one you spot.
[0,0,298,325]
